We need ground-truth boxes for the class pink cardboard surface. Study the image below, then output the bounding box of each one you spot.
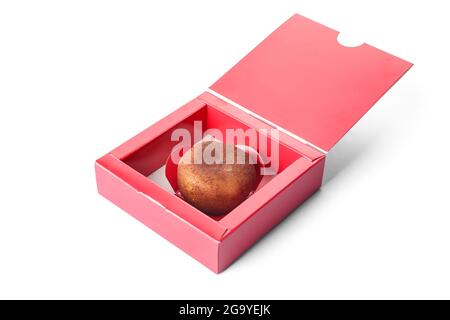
[96,14,411,272]
[211,14,413,151]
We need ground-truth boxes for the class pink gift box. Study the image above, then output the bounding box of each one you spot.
[95,14,412,273]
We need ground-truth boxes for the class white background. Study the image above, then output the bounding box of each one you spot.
[1,1,449,299]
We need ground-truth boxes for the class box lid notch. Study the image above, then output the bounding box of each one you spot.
[210,14,413,152]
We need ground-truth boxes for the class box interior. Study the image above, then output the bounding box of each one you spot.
[122,103,304,221]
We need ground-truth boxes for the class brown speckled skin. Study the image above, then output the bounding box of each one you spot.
[177,141,257,216]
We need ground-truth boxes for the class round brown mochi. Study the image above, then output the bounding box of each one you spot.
[177,141,257,216]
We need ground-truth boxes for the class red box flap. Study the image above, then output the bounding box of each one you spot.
[210,14,413,152]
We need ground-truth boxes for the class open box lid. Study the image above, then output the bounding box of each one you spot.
[210,14,413,152]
